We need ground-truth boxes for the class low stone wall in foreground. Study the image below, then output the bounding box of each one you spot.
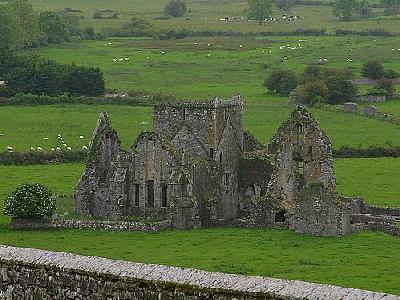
[0,245,399,300]
[11,218,172,232]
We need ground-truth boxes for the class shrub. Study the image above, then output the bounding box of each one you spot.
[265,69,298,96]
[164,0,188,17]
[64,64,105,96]
[301,66,322,82]
[325,75,357,104]
[384,69,399,79]
[289,80,329,106]
[375,78,396,96]
[3,183,56,219]
[362,61,385,79]
[122,17,158,37]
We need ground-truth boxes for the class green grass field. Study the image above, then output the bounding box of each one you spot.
[2,103,400,152]
[3,35,400,152]
[0,162,399,294]
[29,0,400,34]
[36,36,400,95]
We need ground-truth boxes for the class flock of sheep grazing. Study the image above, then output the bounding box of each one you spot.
[4,134,87,153]
[218,15,301,22]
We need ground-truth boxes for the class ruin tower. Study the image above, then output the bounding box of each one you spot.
[153,95,244,219]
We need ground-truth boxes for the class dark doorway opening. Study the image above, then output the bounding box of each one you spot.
[275,210,286,222]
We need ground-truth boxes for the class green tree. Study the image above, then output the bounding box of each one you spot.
[164,0,188,17]
[265,69,298,96]
[9,0,42,48]
[375,78,396,96]
[361,61,385,79]
[0,5,20,51]
[38,11,71,44]
[64,64,105,96]
[289,81,329,106]
[325,75,357,104]
[333,0,360,21]
[248,0,273,25]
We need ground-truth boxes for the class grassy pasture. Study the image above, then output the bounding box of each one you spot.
[29,0,400,34]
[3,35,400,152]
[0,161,399,294]
[36,36,400,95]
[1,103,400,152]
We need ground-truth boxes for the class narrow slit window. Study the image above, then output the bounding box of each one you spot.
[298,161,304,176]
[161,184,168,208]
[146,180,154,207]
[225,173,230,186]
[209,148,214,159]
[219,152,223,163]
[182,108,186,120]
[297,123,304,142]
[134,184,140,207]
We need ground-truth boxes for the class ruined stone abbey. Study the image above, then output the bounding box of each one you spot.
[75,95,400,237]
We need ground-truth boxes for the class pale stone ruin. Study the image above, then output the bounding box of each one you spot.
[364,105,379,117]
[342,102,358,113]
[76,95,400,236]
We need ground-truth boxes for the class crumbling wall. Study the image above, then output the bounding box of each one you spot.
[265,106,349,236]
[289,183,351,236]
[75,112,122,219]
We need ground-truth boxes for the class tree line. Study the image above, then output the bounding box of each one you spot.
[0,52,105,97]
[0,0,75,51]
[265,61,399,106]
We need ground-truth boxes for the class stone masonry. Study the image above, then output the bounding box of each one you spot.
[75,95,400,236]
[1,245,399,300]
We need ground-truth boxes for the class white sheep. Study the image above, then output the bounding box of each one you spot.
[37,147,43,151]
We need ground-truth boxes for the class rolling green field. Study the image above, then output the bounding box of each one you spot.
[0,160,399,294]
[3,35,400,152]
[36,36,400,95]
[2,103,400,152]
[29,0,400,34]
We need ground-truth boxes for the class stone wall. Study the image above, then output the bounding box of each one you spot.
[10,218,172,232]
[0,245,399,300]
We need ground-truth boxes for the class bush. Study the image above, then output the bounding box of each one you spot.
[164,0,188,17]
[265,69,298,96]
[325,75,357,104]
[375,78,396,96]
[384,69,399,79]
[362,61,385,79]
[122,17,158,37]
[3,183,56,219]
[289,80,329,106]
[64,64,105,96]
